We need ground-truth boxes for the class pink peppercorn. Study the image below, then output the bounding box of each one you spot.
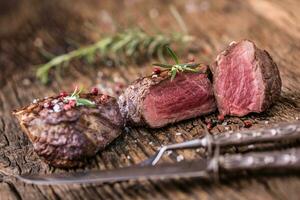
[59,91,68,97]
[100,94,108,102]
[68,100,76,108]
[153,67,161,74]
[63,104,72,111]
[91,87,99,95]
[206,122,212,130]
[217,114,225,122]
[244,120,252,128]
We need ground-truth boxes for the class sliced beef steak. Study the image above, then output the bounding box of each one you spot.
[210,40,281,116]
[13,93,124,168]
[118,71,216,128]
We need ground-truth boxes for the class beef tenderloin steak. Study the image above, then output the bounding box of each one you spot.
[13,93,124,168]
[210,40,282,117]
[118,71,216,128]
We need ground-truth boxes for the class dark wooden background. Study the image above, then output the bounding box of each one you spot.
[0,0,300,199]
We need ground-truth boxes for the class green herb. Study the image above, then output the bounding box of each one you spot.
[65,87,96,107]
[36,28,193,84]
[153,46,200,81]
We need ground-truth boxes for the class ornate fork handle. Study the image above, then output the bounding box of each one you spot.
[213,121,300,147]
[218,148,300,172]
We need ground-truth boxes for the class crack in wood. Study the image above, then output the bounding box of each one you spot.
[6,181,23,200]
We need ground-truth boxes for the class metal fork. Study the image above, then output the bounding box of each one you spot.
[139,121,300,166]
[139,135,211,166]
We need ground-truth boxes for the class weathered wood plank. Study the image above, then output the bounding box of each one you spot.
[0,0,300,199]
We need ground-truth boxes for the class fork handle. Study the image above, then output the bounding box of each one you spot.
[218,148,300,172]
[212,121,300,147]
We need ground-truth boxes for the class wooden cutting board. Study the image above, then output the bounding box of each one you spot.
[0,0,299,199]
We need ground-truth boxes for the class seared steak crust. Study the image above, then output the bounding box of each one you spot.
[256,49,282,111]
[118,71,216,128]
[210,40,282,116]
[118,76,154,126]
[13,93,124,168]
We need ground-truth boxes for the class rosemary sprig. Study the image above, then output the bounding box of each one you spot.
[64,87,95,107]
[153,46,200,81]
[36,28,193,84]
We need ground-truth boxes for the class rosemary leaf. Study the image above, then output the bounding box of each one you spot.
[166,46,179,64]
[178,63,200,68]
[153,46,201,81]
[70,87,78,97]
[152,63,174,68]
[65,87,96,108]
[170,69,177,81]
[184,67,199,72]
[36,28,192,84]
[76,98,96,107]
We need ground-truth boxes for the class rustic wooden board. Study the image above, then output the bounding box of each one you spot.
[0,0,300,199]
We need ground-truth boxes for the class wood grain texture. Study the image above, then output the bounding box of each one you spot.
[0,0,299,199]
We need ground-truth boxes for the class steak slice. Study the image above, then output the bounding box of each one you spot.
[13,93,124,168]
[210,40,282,116]
[118,71,216,128]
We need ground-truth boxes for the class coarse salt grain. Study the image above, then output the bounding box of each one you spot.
[175,132,182,136]
[176,155,184,162]
[43,102,51,108]
[265,121,269,124]
[166,150,173,155]
[196,148,201,153]
[127,156,131,159]
[296,117,299,120]
[32,99,38,103]
[149,141,153,145]
[152,74,158,78]
[225,126,230,131]
[222,121,228,126]
[229,41,237,46]
[53,104,61,112]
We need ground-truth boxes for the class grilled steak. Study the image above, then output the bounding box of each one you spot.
[13,93,124,168]
[210,40,282,117]
[118,71,216,128]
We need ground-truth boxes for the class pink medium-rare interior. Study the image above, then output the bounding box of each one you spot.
[215,40,264,116]
[143,73,216,128]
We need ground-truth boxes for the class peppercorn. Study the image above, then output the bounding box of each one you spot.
[244,120,252,128]
[91,87,99,95]
[100,94,108,102]
[153,67,161,74]
[63,104,72,111]
[206,122,212,130]
[59,91,68,97]
[217,114,225,122]
[68,100,76,108]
